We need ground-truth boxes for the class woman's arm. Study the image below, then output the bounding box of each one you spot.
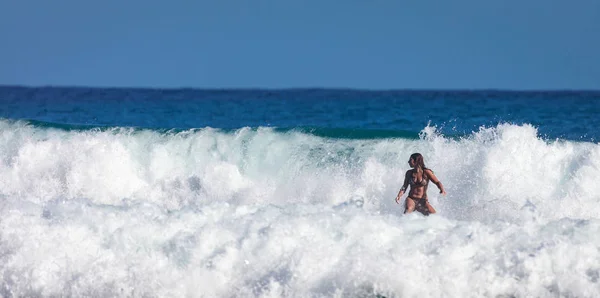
[395,171,411,204]
[426,169,447,195]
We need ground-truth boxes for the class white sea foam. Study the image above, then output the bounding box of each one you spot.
[1,120,599,297]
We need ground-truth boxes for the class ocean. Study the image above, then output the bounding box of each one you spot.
[1,86,599,297]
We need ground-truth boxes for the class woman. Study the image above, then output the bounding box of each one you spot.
[395,153,446,215]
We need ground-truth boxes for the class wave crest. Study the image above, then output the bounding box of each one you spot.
[1,119,599,222]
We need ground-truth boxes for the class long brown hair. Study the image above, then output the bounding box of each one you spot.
[410,153,427,182]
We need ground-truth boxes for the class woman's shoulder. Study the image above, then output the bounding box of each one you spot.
[424,168,434,174]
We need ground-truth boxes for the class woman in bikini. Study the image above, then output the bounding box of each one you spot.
[395,153,447,215]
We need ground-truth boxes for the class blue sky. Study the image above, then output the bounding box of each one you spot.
[1,0,599,89]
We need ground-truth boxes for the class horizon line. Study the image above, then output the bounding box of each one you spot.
[1,84,600,93]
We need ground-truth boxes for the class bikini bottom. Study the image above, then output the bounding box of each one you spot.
[407,196,431,216]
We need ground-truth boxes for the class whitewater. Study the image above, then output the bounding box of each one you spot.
[1,119,600,297]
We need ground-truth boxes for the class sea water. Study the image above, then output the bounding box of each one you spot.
[1,86,599,297]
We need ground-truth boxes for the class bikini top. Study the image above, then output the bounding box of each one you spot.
[409,169,429,187]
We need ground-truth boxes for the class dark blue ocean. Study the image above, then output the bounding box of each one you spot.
[1,86,599,297]
[1,86,599,141]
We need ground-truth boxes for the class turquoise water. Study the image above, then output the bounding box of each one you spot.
[1,86,599,297]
